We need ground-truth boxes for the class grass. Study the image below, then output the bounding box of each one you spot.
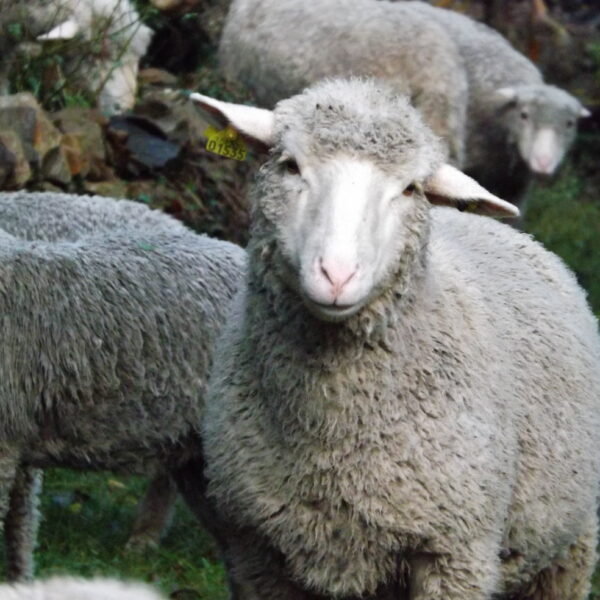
[17,469,228,599]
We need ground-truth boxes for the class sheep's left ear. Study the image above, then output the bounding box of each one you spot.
[424,164,519,218]
[37,19,80,40]
[580,107,591,118]
[189,93,275,148]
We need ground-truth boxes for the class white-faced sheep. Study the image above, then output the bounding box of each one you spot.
[0,576,165,599]
[1,0,153,114]
[0,192,246,580]
[219,0,589,208]
[188,79,600,599]
[219,0,468,166]
[404,1,590,207]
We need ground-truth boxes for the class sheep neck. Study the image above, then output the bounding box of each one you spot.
[244,205,431,442]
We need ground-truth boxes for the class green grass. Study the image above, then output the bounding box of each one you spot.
[524,163,600,317]
[22,469,228,599]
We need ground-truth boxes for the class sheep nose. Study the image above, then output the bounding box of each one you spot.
[533,155,553,174]
[319,257,358,299]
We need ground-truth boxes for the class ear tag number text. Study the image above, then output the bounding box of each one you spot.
[204,125,247,161]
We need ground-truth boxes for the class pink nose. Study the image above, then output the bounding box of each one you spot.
[319,257,358,300]
[533,155,553,173]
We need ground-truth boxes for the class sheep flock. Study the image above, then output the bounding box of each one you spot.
[0,1,599,600]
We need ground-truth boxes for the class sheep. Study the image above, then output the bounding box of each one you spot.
[218,0,469,166]
[0,191,246,580]
[0,576,165,599]
[1,0,153,114]
[188,78,600,599]
[403,0,590,208]
[219,0,589,208]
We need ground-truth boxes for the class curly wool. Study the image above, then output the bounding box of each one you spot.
[202,81,600,599]
[0,191,246,578]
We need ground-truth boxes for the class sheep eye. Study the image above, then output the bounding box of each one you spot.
[520,111,529,120]
[566,119,575,128]
[403,183,417,197]
[283,158,300,175]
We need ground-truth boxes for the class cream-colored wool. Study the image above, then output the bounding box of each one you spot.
[195,79,600,599]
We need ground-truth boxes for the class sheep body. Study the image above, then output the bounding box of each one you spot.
[0,576,165,599]
[0,192,246,578]
[219,0,468,165]
[196,79,600,599]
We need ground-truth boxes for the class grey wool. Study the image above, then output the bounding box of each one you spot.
[219,0,588,207]
[0,192,246,580]
[0,576,165,600]
[195,79,600,599]
[218,0,468,165]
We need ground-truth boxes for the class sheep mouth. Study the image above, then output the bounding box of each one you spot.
[302,297,364,322]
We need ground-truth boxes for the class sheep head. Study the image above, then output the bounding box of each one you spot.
[493,84,590,175]
[192,79,517,322]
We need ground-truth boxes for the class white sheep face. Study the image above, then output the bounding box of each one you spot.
[495,84,590,175]
[190,81,519,322]
[274,154,417,321]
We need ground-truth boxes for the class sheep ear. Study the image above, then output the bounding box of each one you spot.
[493,87,518,108]
[580,107,591,118]
[424,164,519,218]
[189,93,275,147]
[37,19,80,40]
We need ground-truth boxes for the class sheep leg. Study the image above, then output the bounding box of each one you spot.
[126,470,178,550]
[0,445,23,578]
[409,547,499,600]
[507,527,598,600]
[4,466,43,581]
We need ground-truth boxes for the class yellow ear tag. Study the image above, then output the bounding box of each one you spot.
[204,125,247,161]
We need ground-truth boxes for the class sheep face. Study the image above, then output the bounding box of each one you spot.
[191,80,518,322]
[494,84,590,175]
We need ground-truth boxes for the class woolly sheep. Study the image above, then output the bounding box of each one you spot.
[189,79,600,599]
[219,0,589,207]
[403,1,590,206]
[219,0,469,165]
[1,0,153,114]
[0,576,165,599]
[0,191,246,580]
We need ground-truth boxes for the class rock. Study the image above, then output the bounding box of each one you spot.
[138,68,178,87]
[0,93,63,163]
[41,145,72,185]
[85,179,130,199]
[52,108,108,180]
[0,130,32,189]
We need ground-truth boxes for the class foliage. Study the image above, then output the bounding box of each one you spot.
[524,161,600,317]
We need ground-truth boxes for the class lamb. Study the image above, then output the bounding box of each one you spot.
[1,0,153,114]
[0,191,246,580]
[189,78,600,599]
[219,0,589,207]
[0,576,165,599]
[218,0,469,165]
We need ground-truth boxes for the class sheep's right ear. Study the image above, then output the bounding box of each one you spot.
[189,93,275,148]
[424,164,519,218]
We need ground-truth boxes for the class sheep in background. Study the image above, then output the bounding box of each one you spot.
[0,0,153,114]
[0,576,165,599]
[219,0,469,165]
[405,1,589,208]
[188,79,600,599]
[219,0,589,208]
[0,192,246,580]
